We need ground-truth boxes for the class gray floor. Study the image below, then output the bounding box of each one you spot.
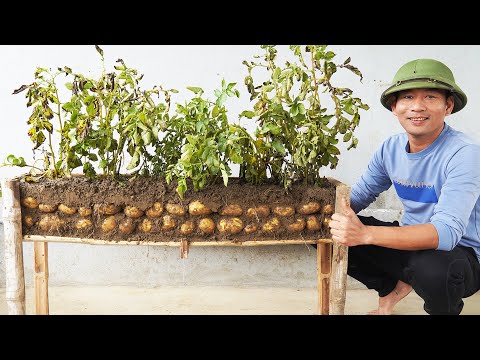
[1,286,480,315]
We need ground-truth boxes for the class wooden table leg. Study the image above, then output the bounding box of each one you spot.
[317,242,332,315]
[34,241,49,315]
[1,179,26,315]
[328,183,351,315]
[329,242,348,315]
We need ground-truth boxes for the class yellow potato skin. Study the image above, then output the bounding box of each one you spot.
[217,218,244,234]
[198,218,215,235]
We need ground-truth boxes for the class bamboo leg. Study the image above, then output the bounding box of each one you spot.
[34,242,49,315]
[317,242,332,315]
[1,179,26,315]
[329,184,351,315]
[180,239,189,259]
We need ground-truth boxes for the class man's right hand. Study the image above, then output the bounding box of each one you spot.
[329,198,373,247]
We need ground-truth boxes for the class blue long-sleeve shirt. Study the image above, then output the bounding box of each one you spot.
[351,123,480,262]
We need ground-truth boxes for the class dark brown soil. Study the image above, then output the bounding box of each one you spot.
[19,175,337,243]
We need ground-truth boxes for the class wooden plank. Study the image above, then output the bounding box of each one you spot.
[34,242,49,315]
[329,183,350,315]
[23,235,333,246]
[1,178,26,315]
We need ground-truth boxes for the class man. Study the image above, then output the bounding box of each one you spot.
[329,58,480,315]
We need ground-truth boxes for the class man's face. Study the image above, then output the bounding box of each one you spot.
[391,88,454,145]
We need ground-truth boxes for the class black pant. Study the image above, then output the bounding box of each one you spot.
[347,216,480,315]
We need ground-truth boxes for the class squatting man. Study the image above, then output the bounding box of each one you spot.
[328,58,480,315]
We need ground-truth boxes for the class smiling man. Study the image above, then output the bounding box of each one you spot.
[329,59,480,315]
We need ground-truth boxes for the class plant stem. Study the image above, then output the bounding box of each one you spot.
[311,48,320,110]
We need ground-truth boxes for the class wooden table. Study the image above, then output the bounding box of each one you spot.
[2,178,350,315]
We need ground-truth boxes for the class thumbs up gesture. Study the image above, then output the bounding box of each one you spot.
[329,198,371,246]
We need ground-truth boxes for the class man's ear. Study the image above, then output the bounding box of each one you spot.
[390,98,398,116]
[445,95,455,116]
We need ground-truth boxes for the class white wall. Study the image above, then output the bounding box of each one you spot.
[1,45,479,288]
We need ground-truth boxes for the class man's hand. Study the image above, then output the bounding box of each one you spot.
[329,198,372,246]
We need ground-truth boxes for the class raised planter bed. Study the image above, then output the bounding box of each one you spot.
[2,175,350,315]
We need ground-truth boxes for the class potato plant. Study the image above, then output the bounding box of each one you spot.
[3,45,369,200]
[240,45,369,189]
[3,45,176,180]
[150,80,255,198]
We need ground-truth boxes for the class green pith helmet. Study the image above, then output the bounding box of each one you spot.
[380,58,467,114]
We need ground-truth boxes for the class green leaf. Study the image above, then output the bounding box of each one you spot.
[126,150,140,170]
[324,51,336,61]
[273,67,281,81]
[196,121,204,133]
[230,150,243,164]
[180,147,193,162]
[290,104,299,116]
[265,123,281,135]
[95,45,104,58]
[321,115,334,124]
[12,157,26,166]
[62,102,75,112]
[217,92,228,106]
[221,168,229,187]
[240,110,255,119]
[137,122,148,131]
[99,159,108,169]
[68,155,82,169]
[298,103,306,115]
[83,162,96,177]
[185,134,197,145]
[262,84,274,93]
[176,178,187,199]
[327,145,340,155]
[212,105,220,118]
[271,140,286,155]
[86,102,96,116]
[347,137,359,150]
[187,86,204,95]
[151,125,159,139]
[141,131,151,145]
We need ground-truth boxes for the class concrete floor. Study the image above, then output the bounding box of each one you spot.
[1,286,480,315]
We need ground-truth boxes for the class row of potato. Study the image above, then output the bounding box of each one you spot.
[20,196,334,235]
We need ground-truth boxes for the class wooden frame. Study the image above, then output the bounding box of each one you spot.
[2,177,349,315]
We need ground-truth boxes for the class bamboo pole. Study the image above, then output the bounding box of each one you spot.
[23,235,332,247]
[34,242,49,315]
[180,239,189,259]
[329,183,350,315]
[317,242,332,315]
[1,178,26,315]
